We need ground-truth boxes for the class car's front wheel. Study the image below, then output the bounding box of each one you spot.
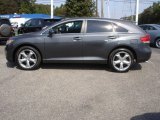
[109,48,134,72]
[15,46,41,70]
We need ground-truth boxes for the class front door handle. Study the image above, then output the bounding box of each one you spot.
[73,37,82,41]
[108,36,117,39]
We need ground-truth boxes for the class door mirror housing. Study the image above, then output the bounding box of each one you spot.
[48,29,55,37]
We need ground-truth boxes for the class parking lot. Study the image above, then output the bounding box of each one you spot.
[0,43,160,120]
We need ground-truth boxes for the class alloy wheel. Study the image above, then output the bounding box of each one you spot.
[156,39,160,48]
[18,49,37,69]
[113,51,132,72]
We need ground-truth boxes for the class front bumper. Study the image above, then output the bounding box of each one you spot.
[5,44,15,63]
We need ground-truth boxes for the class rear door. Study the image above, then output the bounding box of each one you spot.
[83,20,116,63]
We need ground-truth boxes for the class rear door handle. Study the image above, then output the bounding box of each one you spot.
[108,36,117,39]
[73,37,82,41]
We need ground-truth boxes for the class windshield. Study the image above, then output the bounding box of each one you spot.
[24,20,31,27]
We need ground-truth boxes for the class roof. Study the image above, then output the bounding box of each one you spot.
[63,17,120,20]
[61,17,134,24]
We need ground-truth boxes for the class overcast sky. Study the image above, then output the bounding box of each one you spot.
[36,0,160,19]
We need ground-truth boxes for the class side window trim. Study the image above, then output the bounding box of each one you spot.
[83,19,88,34]
[41,20,84,35]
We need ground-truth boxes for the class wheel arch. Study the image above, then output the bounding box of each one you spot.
[13,44,43,62]
[155,37,160,41]
[108,45,137,61]
[155,37,160,43]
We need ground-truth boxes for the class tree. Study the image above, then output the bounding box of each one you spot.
[121,2,160,24]
[0,0,36,14]
[19,0,36,13]
[65,0,96,17]
[0,0,18,14]
[34,4,50,15]
[139,2,160,24]
[54,4,66,16]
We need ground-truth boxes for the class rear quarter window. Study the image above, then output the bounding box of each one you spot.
[113,24,128,32]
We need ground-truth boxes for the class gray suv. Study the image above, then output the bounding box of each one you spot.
[5,18,151,72]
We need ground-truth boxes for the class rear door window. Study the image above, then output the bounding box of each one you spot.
[30,19,42,27]
[87,20,113,33]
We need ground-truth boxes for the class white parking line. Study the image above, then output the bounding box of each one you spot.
[146,60,155,66]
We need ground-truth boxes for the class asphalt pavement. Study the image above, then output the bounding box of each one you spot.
[0,44,160,120]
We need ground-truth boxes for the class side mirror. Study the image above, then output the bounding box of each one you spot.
[48,29,55,37]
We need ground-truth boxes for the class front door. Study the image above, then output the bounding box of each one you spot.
[43,20,84,62]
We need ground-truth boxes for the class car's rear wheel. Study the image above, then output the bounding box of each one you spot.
[15,46,41,70]
[109,48,134,72]
[155,38,160,48]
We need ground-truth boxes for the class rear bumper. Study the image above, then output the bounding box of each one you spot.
[136,44,152,63]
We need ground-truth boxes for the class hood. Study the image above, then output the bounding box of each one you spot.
[11,31,41,40]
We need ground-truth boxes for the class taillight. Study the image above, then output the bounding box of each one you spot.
[140,34,150,43]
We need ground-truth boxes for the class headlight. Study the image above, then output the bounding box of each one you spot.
[6,39,14,45]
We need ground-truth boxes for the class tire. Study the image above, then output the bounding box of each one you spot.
[155,38,160,48]
[0,24,11,37]
[109,48,134,72]
[15,46,41,70]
